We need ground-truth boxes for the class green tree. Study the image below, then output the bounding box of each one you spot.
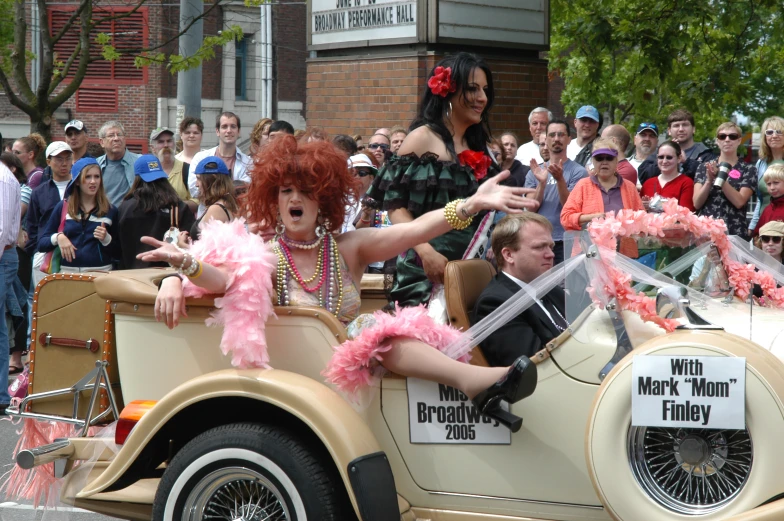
[550,0,784,138]
[0,0,244,141]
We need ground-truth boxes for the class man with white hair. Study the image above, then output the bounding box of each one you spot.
[515,107,552,165]
[96,120,140,206]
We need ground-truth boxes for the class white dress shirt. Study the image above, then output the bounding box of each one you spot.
[188,146,252,216]
[515,140,543,166]
[0,163,21,260]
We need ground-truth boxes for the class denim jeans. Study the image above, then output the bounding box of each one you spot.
[0,247,19,404]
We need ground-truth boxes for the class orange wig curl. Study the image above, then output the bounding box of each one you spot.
[247,135,361,232]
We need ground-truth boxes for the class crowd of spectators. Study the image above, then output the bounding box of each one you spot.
[1,71,781,411]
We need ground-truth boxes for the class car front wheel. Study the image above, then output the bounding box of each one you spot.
[151,422,353,521]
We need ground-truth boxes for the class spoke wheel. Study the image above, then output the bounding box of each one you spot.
[183,467,290,521]
[628,426,753,515]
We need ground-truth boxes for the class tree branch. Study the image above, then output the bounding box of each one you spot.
[50,1,92,108]
[0,67,35,118]
[51,1,88,47]
[11,0,34,102]
[36,0,55,102]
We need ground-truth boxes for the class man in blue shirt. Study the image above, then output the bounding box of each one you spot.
[96,121,140,206]
[524,119,588,264]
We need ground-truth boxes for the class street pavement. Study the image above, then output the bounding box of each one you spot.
[0,413,122,521]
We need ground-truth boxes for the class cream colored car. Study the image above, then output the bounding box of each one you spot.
[10,254,784,521]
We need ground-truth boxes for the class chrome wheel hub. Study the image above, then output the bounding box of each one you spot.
[628,426,752,515]
[183,467,290,521]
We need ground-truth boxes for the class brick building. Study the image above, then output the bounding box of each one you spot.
[306,1,552,144]
[0,0,308,151]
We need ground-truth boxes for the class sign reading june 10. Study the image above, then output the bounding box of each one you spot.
[312,0,417,47]
[632,356,746,430]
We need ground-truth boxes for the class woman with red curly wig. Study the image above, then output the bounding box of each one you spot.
[137,119,539,433]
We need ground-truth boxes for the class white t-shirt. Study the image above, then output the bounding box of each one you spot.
[566,140,583,161]
[188,146,252,216]
[515,140,542,166]
[629,156,644,171]
[54,179,69,199]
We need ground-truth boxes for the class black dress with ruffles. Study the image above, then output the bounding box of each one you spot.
[364,151,497,308]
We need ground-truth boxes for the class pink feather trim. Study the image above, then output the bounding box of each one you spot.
[182,219,278,368]
[323,305,469,398]
[1,417,96,507]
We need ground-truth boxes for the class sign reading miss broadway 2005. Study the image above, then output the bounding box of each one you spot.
[631,356,746,430]
[311,0,416,46]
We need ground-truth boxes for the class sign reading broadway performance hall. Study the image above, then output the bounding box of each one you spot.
[312,0,416,46]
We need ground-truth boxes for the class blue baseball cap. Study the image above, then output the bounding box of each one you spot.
[65,157,100,199]
[134,154,169,182]
[194,156,230,175]
[576,105,600,122]
[636,122,659,136]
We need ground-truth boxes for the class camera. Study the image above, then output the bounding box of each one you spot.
[713,162,733,188]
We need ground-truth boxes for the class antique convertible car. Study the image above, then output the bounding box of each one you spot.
[9,229,784,521]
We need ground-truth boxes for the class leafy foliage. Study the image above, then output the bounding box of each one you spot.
[550,0,784,138]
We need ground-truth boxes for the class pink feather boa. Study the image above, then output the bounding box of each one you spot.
[323,304,469,399]
[182,218,278,368]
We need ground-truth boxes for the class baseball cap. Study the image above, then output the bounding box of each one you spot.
[194,156,230,175]
[348,154,378,174]
[45,141,73,158]
[636,122,659,136]
[134,154,169,182]
[64,120,87,133]
[576,106,600,122]
[150,127,175,141]
[66,157,100,198]
[760,221,784,238]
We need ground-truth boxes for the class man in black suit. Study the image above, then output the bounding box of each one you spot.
[471,213,566,366]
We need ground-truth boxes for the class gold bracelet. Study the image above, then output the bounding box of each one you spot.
[444,199,473,230]
[189,259,204,279]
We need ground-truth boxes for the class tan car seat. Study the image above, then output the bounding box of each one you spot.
[444,259,496,367]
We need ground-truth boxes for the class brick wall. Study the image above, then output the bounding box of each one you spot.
[273,0,307,110]
[306,53,549,142]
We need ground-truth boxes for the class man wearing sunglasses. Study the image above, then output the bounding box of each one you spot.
[757,221,784,265]
[638,109,715,186]
[368,133,391,167]
[342,153,379,233]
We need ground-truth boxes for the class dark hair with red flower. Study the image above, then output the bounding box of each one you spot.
[246,136,361,233]
[428,66,456,97]
[412,52,495,161]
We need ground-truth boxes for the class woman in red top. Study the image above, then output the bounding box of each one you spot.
[641,141,695,211]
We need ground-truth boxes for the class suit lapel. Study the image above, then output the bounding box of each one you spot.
[498,273,561,336]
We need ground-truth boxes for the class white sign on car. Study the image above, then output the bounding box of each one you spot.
[407,378,511,444]
[631,355,746,430]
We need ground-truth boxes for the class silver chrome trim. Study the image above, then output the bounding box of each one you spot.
[426,490,604,510]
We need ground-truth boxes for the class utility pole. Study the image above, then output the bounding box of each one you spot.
[176,0,203,127]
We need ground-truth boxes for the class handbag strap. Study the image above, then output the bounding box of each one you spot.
[57,199,69,232]
[170,204,179,228]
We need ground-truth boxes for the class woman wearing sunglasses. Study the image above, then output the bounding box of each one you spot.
[561,138,644,257]
[693,122,756,240]
[640,141,695,211]
[748,117,784,235]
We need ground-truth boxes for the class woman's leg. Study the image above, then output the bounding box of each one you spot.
[379,336,509,399]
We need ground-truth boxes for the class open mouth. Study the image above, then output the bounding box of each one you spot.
[289,208,303,221]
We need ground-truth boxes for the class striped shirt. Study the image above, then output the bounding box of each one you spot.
[0,163,21,259]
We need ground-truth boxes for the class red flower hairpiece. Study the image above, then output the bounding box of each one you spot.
[428,66,456,98]
[458,150,492,181]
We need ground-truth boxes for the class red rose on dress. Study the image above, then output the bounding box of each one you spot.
[428,66,456,97]
[458,150,492,181]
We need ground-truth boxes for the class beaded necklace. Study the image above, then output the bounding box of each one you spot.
[273,231,344,316]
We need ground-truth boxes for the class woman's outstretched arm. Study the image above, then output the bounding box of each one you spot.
[342,170,538,269]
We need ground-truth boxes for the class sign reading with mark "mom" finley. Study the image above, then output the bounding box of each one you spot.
[632,356,746,430]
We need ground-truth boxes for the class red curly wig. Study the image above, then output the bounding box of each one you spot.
[247,135,361,232]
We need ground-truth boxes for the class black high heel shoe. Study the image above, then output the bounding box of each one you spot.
[471,357,537,432]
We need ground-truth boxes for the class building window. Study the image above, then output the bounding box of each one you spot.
[49,8,148,85]
[235,36,249,101]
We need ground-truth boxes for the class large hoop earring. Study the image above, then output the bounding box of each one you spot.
[275,213,285,238]
[446,101,452,120]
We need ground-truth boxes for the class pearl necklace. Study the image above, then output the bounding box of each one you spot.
[273,232,344,316]
[281,234,323,250]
